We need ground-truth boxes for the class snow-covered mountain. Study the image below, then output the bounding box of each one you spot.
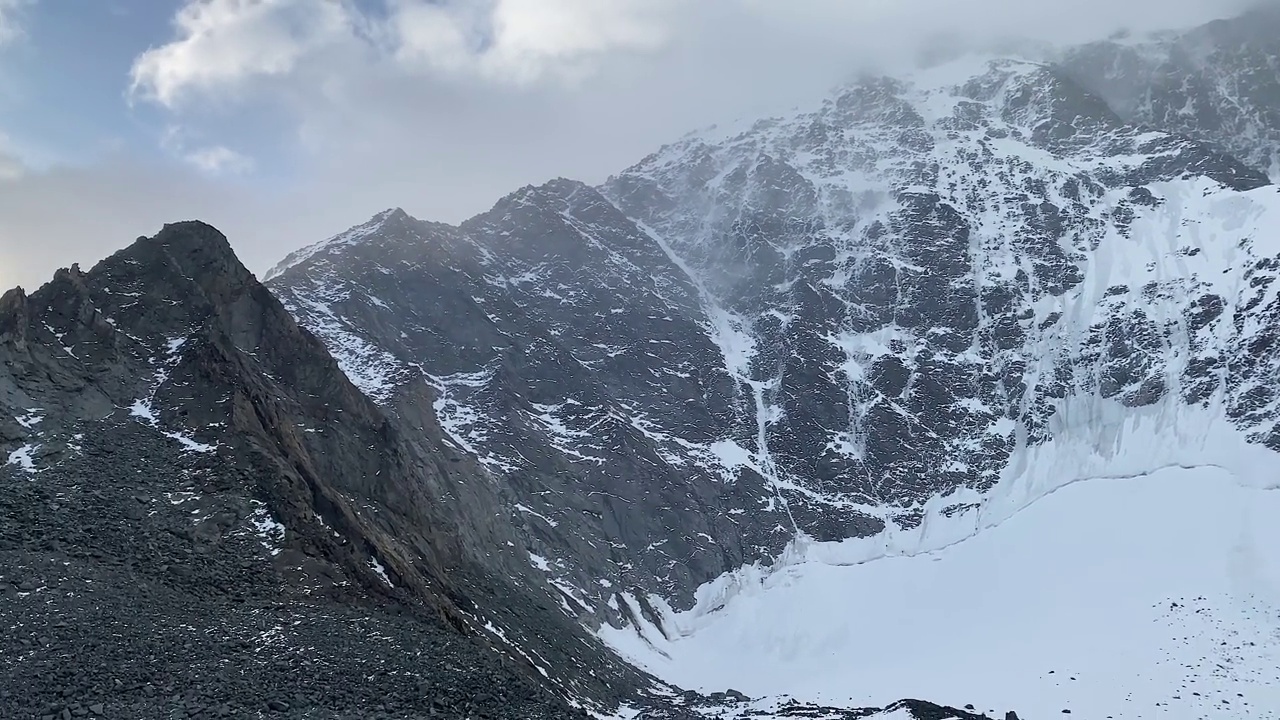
[269,26,1280,607]
[261,9,1280,717]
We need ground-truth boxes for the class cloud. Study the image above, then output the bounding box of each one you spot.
[182,145,255,174]
[129,0,359,107]
[131,0,1258,109]
[0,0,31,46]
[4,0,1264,293]
[160,125,255,175]
[387,0,676,84]
[130,0,682,106]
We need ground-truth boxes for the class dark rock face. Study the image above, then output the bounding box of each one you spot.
[269,186,783,622]
[0,222,639,718]
[266,46,1280,631]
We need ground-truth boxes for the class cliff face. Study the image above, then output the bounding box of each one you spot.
[0,221,640,719]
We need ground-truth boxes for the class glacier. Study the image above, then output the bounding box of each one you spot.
[602,463,1280,719]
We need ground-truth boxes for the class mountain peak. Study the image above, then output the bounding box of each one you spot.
[488,177,594,212]
[262,208,422,281]
[80,220,260,320]
[2,216,631,718]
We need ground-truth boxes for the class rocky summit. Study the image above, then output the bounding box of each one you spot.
[8,6,1280,720]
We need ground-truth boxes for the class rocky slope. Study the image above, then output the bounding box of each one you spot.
[266,36,1280,637]
[0,222,641,718]
[266,188,763,626]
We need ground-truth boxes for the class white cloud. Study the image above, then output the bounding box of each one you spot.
[159,125,255,175]
[130,0,683,107]
[129,0,359,107]
[0,0,32,46]
[388,0,676,84]
[183,145,255,174]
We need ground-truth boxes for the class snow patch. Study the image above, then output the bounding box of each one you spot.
[129,398,157,424]
[515,504,559,528]
[368,556,395,588]
[528,402,606,465]
[162,431,217,454]
[291,294,407,402]
[5,444,39,474]
[247,505,286,556]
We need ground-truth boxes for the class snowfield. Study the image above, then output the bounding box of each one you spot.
[604,460,1280,719]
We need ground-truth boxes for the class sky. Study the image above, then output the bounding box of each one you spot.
[0,0,1262,291]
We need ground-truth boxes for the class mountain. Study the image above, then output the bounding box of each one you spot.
[267,58,1280,611]
[0,225,993,719]
[0,222,644,719]
[261,7,1280,718]
[10,7,1280,720]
